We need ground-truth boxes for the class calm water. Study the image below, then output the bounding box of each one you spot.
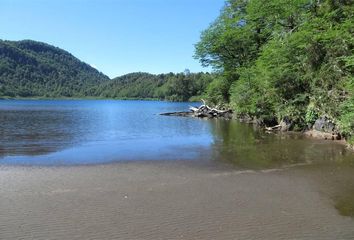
[0,99,353,168]
[0,100,212,165]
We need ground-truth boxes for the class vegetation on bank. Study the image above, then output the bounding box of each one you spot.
[194,0,354,142]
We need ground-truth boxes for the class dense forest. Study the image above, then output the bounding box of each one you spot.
[194,0,354,143]
[96,71,214,101]
[0,40,110,97]
[0,40,213,101]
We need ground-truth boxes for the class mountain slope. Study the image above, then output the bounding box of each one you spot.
[0,39,214,101]
[0,40,109,97]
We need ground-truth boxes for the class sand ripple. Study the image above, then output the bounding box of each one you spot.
[0,163,353,240]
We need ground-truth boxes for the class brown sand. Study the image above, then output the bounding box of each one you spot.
[0,161,353,240]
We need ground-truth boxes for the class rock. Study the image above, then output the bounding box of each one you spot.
[314,116,335,133]
[336,133,342,140]
[310,116,343,140]
[238,114,252,123]
[252,118,263,126]
[304,129,341,141]
[280,117,292,132]
[222,111,233,119]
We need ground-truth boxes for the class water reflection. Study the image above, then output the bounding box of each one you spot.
[208,119,354,218]
[0,100,213,165]
[209,119,350,169]
[0,109,81,157]
[335,192,354,217]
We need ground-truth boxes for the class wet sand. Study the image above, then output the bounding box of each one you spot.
[1,161,353,240]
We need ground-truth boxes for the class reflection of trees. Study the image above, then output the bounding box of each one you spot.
[208,119,348,169]
[210,119,354,217]
[209,119,277,169]
[0,109,87,158]
[334,187,354,217]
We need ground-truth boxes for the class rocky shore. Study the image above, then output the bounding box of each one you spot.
[240,114,354,150]
[161,102,353,150]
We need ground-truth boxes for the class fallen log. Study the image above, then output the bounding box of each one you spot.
[265,125,281,131]
[159,111,194,117]
[189,106,199,112]
[161,100,233,119]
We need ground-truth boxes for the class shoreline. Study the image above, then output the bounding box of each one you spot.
[0,96,164,101]
[235,115,354,151]
[0,96,203,102]
[162,110,354,151]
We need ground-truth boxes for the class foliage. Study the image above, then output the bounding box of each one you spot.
[97,72,214,101]
[205,75,234,106]
[195,0,354,137]
[305,102,319,125]
[0,40,109,97]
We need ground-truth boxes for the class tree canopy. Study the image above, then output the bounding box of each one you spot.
[0,40,110,97]
[194,0,354,141]
[97,71,214,101]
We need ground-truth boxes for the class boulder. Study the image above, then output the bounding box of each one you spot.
[280,117,292,132]
[252,118,264,126]
[314,116,335,133]
[238,114,253,123]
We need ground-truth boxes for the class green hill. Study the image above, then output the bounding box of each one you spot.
[0,39,213,101]
[97,71,214,101]
[0,40,109,98]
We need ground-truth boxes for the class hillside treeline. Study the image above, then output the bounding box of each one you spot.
[0,40,109,97]
[97,71,214,101]
[0,40,213,101]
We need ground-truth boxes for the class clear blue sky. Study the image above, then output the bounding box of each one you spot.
[0,0,225,78]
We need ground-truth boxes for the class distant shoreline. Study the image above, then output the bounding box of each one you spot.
[0,97,198,102]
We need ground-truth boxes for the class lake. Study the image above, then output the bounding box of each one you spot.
[0,99,353,168]
[1,100,354,239]
[0,100,213,165]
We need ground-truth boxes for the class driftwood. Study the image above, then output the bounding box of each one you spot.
[160,99,233,119]
[189,99,232,118]
[160,111,194,117]
[265,125,281,131]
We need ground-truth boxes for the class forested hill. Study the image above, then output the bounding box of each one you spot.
[0,40,109,97]
[96,71,214,101]
[0,40,214,100]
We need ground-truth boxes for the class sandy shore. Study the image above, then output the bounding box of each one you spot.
[0,161,353,240]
